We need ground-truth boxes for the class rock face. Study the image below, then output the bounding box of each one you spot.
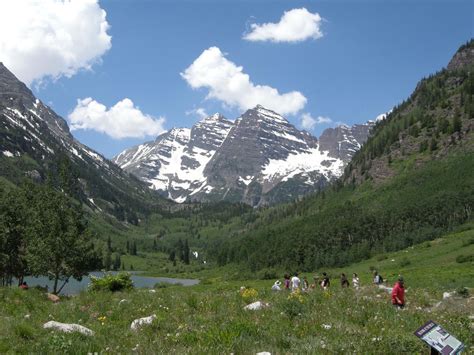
[115,105,374,206]
[0,63,168,222]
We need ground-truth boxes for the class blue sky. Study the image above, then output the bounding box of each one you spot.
[9,0,473,158]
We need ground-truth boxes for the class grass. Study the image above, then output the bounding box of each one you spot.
[0,227,473,353]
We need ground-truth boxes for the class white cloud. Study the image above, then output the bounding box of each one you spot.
[68,98,166,139]
[301,113,332,130]
[0,0,111,86]
[243,8,323,43]
[186,107,209,119]
[181,46,306,115]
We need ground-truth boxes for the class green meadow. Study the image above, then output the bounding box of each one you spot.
[0,226,472,354]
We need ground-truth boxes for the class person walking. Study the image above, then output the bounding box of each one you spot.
[391,276,405,309]
[290,273,301,292]
[302,276,309,292]
[373,271,383,285]
[352,273,360,289]
[284,274,291,290]
[340,273,350,288]
[321,272,330,289]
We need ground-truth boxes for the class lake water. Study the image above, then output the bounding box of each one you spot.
[18,272,199,295]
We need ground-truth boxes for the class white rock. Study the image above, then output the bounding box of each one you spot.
[243,301,269,311]
[443,291,454,299]
[43,321,94,336]
[378,285,393,293]
[256,352,271,355]
[131,314,157,331]
[149,289,157,293]
[322,324,332,329]
[119,299,128,305]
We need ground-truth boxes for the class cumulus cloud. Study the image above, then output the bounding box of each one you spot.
[68,98,166,139]
[0,0,111,86]
[186,107,209,119]
[243,8,323,43]
[300,113,332,130]
[181,47,306,115]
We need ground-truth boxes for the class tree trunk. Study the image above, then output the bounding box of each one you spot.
[57,277,69,294]
[53,274,59,295]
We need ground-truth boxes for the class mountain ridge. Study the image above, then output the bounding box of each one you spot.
[114,105,375,205]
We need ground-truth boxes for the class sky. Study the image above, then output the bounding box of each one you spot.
[0,0,472,158]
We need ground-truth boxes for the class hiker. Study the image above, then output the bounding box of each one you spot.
[373,271,383,285]
[290,273,301,292]
[19,281,29,290]
[321,272,330,289]
[391,276,405,309]
[352,273,360,289]
[284,274,291,290]
[340,273,350,288]
[272,280,282,291]
[302,276,309,292]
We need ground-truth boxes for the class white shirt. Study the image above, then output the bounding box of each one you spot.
[291,276,301,291]
[352,277,360,288]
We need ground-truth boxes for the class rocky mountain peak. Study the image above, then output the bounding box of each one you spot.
[447,40,474,71]
[115,105,374,205]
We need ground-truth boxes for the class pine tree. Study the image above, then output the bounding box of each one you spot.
[183,240,190,265]
[452,115,462,133]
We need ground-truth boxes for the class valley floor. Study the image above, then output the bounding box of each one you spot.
[0,227,473,353]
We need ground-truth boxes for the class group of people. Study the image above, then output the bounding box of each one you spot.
[272,270,405,308]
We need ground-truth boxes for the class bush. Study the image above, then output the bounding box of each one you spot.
[257,268,279,280]
[455,254,474,263]
[280,291,305,319]
[89,272,134,292]
[456,286,469,298]
[399,258,411,267]
[240,288,258,304]
[376,254,388,261]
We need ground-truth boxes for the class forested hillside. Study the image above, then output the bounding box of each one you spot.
[209,40,474,272]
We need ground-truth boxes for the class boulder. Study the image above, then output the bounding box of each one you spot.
[43,321,94,336]
[46,293,60,303]
[256,352,271,355]
[443,291,455,299]
[243,301,270,311]
[131,314,157,331]
[378,285,393,293]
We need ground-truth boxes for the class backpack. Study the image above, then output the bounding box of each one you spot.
[378,275,384,284]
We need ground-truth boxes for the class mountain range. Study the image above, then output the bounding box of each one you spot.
[114,106,377,206]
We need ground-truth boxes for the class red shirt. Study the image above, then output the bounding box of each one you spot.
[391,282,405,305]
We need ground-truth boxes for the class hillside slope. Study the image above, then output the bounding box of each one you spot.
[0,63,171,223]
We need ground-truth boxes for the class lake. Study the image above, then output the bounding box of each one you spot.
[18,272,199,295]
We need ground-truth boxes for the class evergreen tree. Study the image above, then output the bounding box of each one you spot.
[183,240,190,265]
[452,115,462,133]
[107,236,112,252]
[113,253,121,271]
[169,250,176,262]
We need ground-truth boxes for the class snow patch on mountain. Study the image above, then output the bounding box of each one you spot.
[262,147,343,183]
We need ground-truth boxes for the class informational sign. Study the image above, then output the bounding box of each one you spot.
[414,320,465,354]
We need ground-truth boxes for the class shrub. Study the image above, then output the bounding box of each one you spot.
[240,288,258,304]
[280,291,305,319]
[257,268,279,280]
[455,254,474,263]
[89,272,133,292]
[462,238,474,246]
[376,254,388,261]
[399,258,411,267]
[456,286,469,298]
